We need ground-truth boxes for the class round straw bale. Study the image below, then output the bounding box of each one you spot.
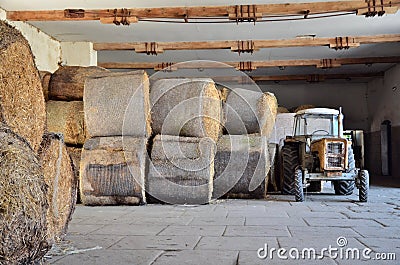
[84,71,151,138]
[39,71,52,101]
[0,21,46,152]
[39,133,77,242]
[151,78,222,141]
[46,101,86,145]
[67,146,82,203]
[49,66,109,101]
[0,124,49,264]
[224,88,278,137]
[277,106,290,113]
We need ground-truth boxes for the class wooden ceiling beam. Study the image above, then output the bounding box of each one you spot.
[93,34,400,54]
[250,72,383,82]
[97,56,400,70]
[6,1,399,21]
[151,72,383,83]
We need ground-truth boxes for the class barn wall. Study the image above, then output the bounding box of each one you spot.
[258,82,369,130]
[0,8,61,72]
[365,64,400,177]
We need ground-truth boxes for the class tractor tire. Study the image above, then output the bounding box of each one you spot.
[294,168,304,202]
[333,145,356,195]
[358,170,369,202]
[281,144,299,195]
[307,181,322,192]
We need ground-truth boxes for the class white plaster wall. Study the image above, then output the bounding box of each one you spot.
[258,82,369,131]
[0,8,61,72]
[60,42,97,66]
[367,64,400,132]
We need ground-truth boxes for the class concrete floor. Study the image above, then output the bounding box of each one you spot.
[46,184,400,265]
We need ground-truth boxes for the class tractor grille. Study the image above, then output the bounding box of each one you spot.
[327,142,344,154]
[326,141,345,169]
[327,157,343,168]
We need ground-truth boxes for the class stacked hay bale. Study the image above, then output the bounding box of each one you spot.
[49,66,109,101]
[0,21,46,153]
[46,101,86,145]
[148,78,221,204]
[81,71,150,205]
[0,124,50,264]
[39,71,52,101]
[291,104,315,113]
[45,66,109,202]
[39,133,77,242]
[268,113,296,192]
[213,88,278,199]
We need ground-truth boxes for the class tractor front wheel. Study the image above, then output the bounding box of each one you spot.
[358,170,369,202]
[294,168,304,202]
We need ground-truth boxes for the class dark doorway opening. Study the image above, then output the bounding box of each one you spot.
[381,120,392,176]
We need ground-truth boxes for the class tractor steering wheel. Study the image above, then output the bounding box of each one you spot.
[311,129,330,135]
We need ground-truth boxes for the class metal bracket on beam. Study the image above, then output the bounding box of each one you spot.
[329,37,360,50]
[64,9,85,18]
[229,5,262,24]
[231,40,258,55]
[154,62,177,71]
[135,42,164,55]
[307,74,323,83]
[236,62,256,72]
[317,59,341,69]
[100,9,138,25]
[357,0,398,16]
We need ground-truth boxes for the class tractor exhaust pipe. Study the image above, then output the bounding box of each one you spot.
[338,107,343,138]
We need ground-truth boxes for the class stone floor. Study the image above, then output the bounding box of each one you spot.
[46,183,400,265]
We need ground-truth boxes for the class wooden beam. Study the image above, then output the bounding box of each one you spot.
[250,72,384,82]
[6,1,399,21]
[97,56,400,70]
[93,34,400,53]
[150,72,384,83]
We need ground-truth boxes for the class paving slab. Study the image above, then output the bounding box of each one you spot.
[62,234,125,250]
[127,216,194,226]
[195,236,278,251]
[67,224,105,235]
[287,226,360,238]
[238,250,337,265]
[246,217,308,226]
[152,250,238,265]
[356,237,400,253]
[109,235,201,250]
[304,217,383,227]
[90,224,167,236]
[224,225,290,237]
[190,217,245,226]
[158,225,226,236]
[352,227,400,239]
[51,250,163,265]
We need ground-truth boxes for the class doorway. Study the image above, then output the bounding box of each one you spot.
[381,120,392,176]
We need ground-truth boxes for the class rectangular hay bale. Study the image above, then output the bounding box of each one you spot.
[80,136,147,205]
[147,135,215,204]
[213,135,270,199]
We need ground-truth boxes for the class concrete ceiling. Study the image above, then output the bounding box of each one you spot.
[1,0,400,78]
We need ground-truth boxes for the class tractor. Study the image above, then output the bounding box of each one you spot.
[281,108,369,202]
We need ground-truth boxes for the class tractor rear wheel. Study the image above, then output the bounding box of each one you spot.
[334,146,356,195]
[281,144,299,195]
